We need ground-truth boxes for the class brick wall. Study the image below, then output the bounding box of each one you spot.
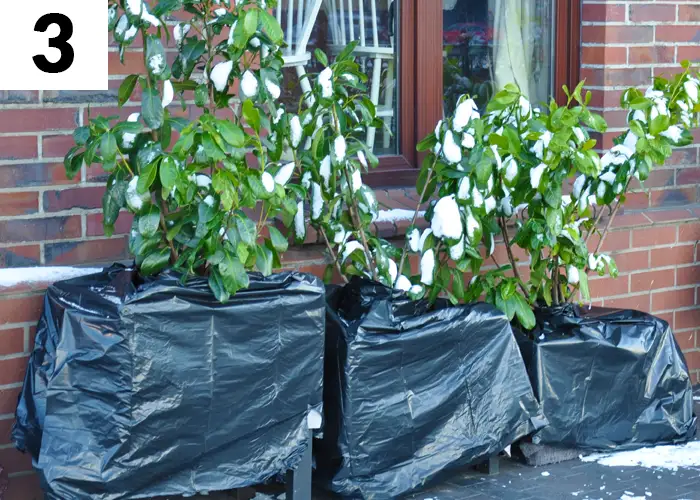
[0,2,699,498]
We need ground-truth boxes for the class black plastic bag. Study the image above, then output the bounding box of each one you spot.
[12,265,325,500]
[317,279,545,499]
[516,305,697,451]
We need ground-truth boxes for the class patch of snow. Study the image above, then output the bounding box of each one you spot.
[684,80,698,103]
[126,176,148,211]
[519,95,531,119]
[0,267,104,288]
[465,211,479,242]
[290,116,303,148]
[148,54,165,75]
[318,67,333,98]
[174,23,191,47]
[294,200,305,238]
[351,169,362,192]
[530,163,546,189]
[210,61,233,92]
[420,249,435,285]
[196,174,211,188]
[431,195,462,240]
[449,236,465,260]
[471,186,484,207]
[375,209,421,224]
[333,135,347,162]
[462,132,475,149]
[249,37,261,48]
[408,228,421,252]
[395,275,412,292]
[319,156,331,187]
[203,195,215,207]
[457,177,470,200]
[600,171,616,184]
[342,241,363,262]
[311,182,323,220]
[442,131,462,164]
[162,80,174,107]
[573,127,585,143]
[301,171,311,189]
[581,442,700,471]
[453,98,478,131]
[504,156,518,182]
[573,174,586,199]
[484,196,496,214]
[261,172,275,193]
[660,125,683,143]
[274,162,295,186]
[357,150,368,169]
[240,70,258,98]
[265,79,281,100]
[541,471,550,477]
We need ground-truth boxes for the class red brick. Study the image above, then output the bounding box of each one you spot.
[650,187,697,207]
[679,223,700,243]
[656,311,675,330]
[679,5,700,22]
[589,275,630,298]
[677,265,700,287]
[0,109,78,133]
[622,191,650,209]
[630,4,676,22]
[0,216,81,243]
[0,245,41,268]
[632,226,676,247]
[108,50,147,75]
[583,4,626,22]
[629,45,675,64]
[653,65,689,77]
[631,269,675,293]
[611,212,652,228]
[0,355,29,384]
[677,45,700,63]
[676,308,700,330]
[0,328,25,355]
[615,250,650,272]
[677,167,700,186]
[605,294,651,312]
[656,25,700,42]
[582,46,626,66]
[43,186,104,212]
[0,192,39,216]
[42,134,77,159]
[86,212,134,237]
[666,148,698,166]
[684,350,700,373]
[44,237,130,265]
[587,230,631,253]
[581,67,652,87]
[0,162,75,189]
[582,25,653,44]
[587,89,625,109]
[0,386,21,415]
[0,90,38,104]
[675,331,695,351]
[652,287,696,312]
[0,448,33,475]
[0,136,37,160]
[600,109,632,129]
[0,295,43,325]
[644,209,695,223]
[0,413,13,442]
[5,473,44,500]
[651,244,696,268]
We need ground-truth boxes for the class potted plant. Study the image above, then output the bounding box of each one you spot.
[415,65,699,452]
[293,44,545,499]
[12,1,325,498]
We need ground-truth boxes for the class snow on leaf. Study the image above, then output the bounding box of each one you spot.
[274,162,295,186]
[484,196,496,214]
[395,275,412,291]
[240,70,259,98]
[295,200,305,239]
[408,228,420,252]
[196,174,212,188]
[660,125,683,143]
[311,182,323,220]
[334,135,347,162]
[319,156,332,187]
[442,130,462,164]
[457,177,470,200]
[600,171,616,184]
[449,236,465,260]
[462,132,475,149]
[261,171,275,193]
[573,175,586,199]
[210,61,233,92]
[530,163,546,189]
[567,266,580,285]
[420,249,435,285]
[351,169,362,192]
[342,240,363,262]
[318,67,333,98]
[162,80,174,107]
[431,195,463,240]
[471,186,484,207]
[504,156,518,182]
[290,116,303,148]
[453,98,477,131]
[265,79,281,99]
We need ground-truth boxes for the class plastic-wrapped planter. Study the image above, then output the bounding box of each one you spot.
[12,265,325,500]
[317,279,545,499]
[516,305,697,451]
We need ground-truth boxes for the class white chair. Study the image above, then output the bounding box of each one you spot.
[277,0,324,106]
[323,0,396,150]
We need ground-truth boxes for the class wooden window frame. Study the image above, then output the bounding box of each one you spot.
[366,0,581,188]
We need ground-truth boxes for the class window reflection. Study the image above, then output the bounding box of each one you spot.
[443,0,554,115]
[277,0,399,156]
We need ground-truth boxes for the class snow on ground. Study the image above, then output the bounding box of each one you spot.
[581,442,700,471]
[0,267,103,288]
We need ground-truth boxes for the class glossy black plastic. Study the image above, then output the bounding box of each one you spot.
[317,279,545,499]
[517,305,697,451]
[12,265,325,499]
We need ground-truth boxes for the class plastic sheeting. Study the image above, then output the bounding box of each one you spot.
[517,305,697,451]
[318,279,545,499]
[12,265,325,500]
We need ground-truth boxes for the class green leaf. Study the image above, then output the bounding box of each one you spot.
[140,247,171,275]
[416,134,437,152]
[159,156,178,190]
[101,133,117,162]
[243,8,259,38]
[145,36,167,78]
[118,74,139,106]
[314,49,329,67]
[219,252,249,294]
[256,244,273,276]
[236,216,257,247]
[242,100,261,133]
[217,120,245,147]
[579,271,590,301]
[102,174,128,234]
[514,294,536,330]
[323,264,334,284]
[259,9,283,44]
[138,204,161,237]
[63,148,83,179]
[649,113,670,136]
[138,160,158,193]
[268,226,289,253]
[195,84,208,107]
[73,127,90,145]
[546,208,563,236]
[142,88,164,129]
[208,268,230,302]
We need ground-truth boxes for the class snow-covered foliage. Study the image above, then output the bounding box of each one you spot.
[410,66,699,326]
[67,0,295,302]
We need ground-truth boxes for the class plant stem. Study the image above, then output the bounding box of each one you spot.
[156,192,178,264]
[552,257,560,305]
[394,155,438,286]
[499,217,530,301]
[344,172,377,281]
[320,227,349,284]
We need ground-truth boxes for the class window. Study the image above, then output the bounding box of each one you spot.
[279,0,580,186]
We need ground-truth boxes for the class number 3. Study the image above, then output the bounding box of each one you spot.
[33,13,75,73]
